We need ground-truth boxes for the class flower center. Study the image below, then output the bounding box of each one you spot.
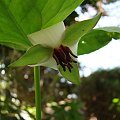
[53,45,78,72]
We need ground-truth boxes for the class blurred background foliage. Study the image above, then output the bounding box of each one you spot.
[0,0,120,120]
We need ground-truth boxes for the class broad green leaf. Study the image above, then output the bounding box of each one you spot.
[0,0,32,50]
[77,27,120,55]
[2,0,84,34]
[62,13,101,46]
[0,0,83,50]
[38,0,84,29]
[77,30,111,55]
[9,44,52,67]
[59,63,80,85]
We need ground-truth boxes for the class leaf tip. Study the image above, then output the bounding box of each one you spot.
[73,77,80,85]
[8,62,17,67]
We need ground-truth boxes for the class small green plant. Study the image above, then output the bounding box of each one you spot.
[0,0,120,120]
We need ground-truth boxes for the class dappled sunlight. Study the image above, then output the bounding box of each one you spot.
[89,117,97,120]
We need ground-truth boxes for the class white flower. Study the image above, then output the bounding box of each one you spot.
[28,22,78,71]
[10,14,101,84]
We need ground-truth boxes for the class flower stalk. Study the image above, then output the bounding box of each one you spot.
[34,66,41,120]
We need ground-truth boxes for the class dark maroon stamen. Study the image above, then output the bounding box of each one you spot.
[53,45,78,72]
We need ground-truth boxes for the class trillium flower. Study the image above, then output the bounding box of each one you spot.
[10,14,101,84]
[28,22,78,71]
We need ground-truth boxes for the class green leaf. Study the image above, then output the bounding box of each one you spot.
[2,0,84,34]
[97,27,120,39]
[77,27,120,55]
[0,0,32,50]
[41,0,84,29]
[59,63,80,85]
[98,27,120,33]
[0,0,83,49]
[62,13,101,46]
[9,44,52,67]
[77,30,111,55]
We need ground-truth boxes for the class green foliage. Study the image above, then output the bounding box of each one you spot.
[1,0,99,86]
[10,45,52,67]
[1,45,120,120]
[1,0,84,33]
[37,0,84,29]
[1,0,120,119]
[98,27,120,39]
[0,0,84,50]
[78,27,120,55]
[59,63,80,85]
[0,1,32,50]
[78,30,111,55]
[62,13,101,46]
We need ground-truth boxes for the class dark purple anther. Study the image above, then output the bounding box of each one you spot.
[53,45,78,72]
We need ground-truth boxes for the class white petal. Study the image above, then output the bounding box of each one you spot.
[69,42,78,55]
[28,22,65,48]
[62,41,78,56]
[41,57,58,70]
[68,42,79,62]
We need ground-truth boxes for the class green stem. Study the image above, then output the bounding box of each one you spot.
[34,66,41,120]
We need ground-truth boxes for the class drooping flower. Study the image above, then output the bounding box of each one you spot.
[28,22,78,71]
[10,14,101,84]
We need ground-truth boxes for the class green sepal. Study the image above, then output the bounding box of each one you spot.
[77,27,120,55]
[9,44,52,67]
[62,13,101,46]
[59,63,80,85]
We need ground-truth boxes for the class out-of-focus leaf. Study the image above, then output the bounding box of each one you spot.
[98,27,120,39]
[77,30,111,55]
[78,27,120,55]
[98,27,120,33]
